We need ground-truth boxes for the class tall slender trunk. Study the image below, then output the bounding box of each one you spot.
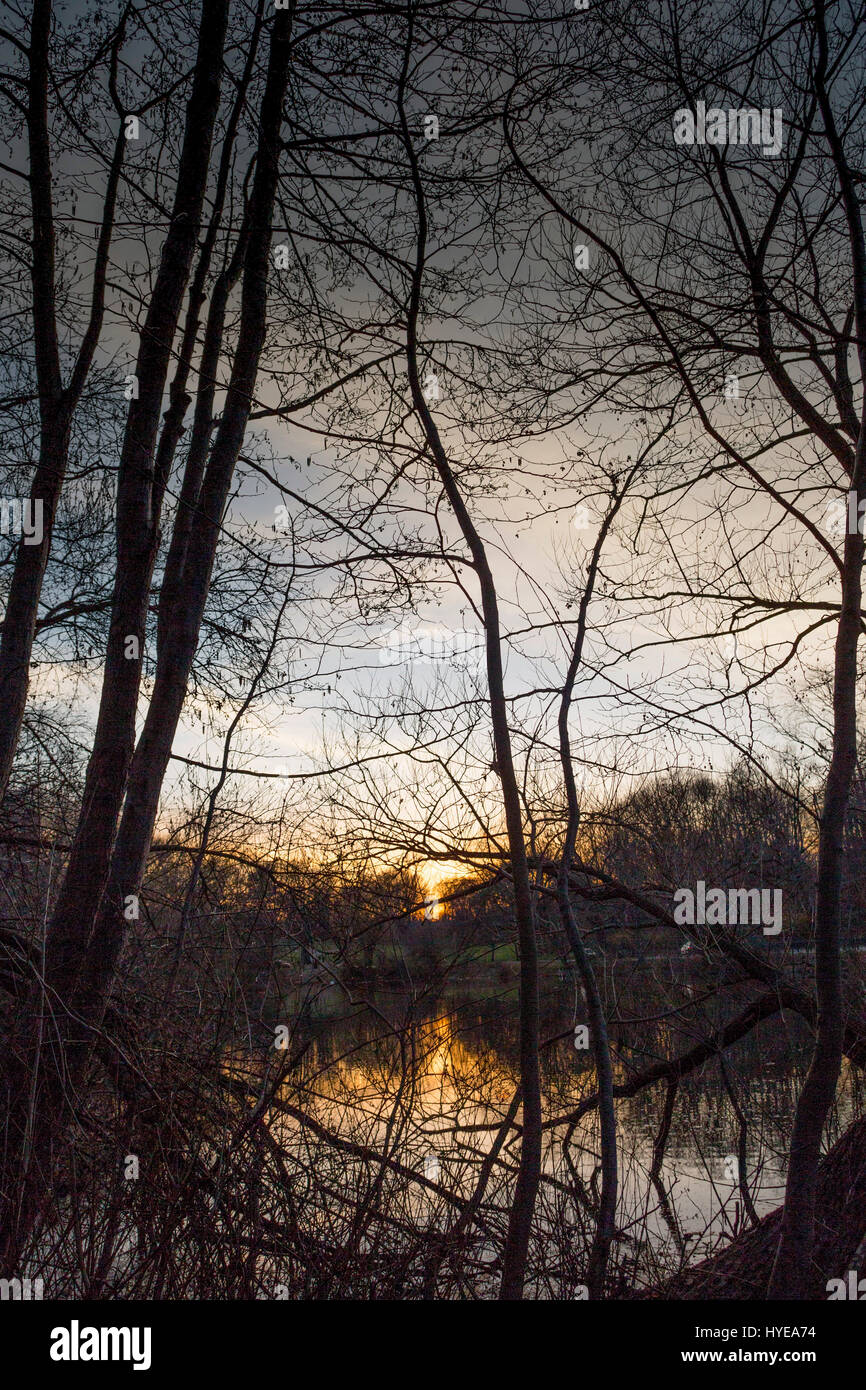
[768,0,866,1298]
[0,0,122,801]
[556,492,623,1298]
[395,9,542,1297]
[0,0,65,804]
[75,239,248,1021]
[768,505,863,1297]
[75,8,292,1033]
[73,12,265,992]
[0,0,229,1271]
[41,0,229,1012]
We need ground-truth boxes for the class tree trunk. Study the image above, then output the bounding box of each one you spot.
[0,0,229,1271]
[396,21,543,1296]
[767,0,866,1297]
[0,0,123,802]
[556,492,623,1298]
[76,8,292,1032]
[647,1108,866,1301]
[767,515,863,1297]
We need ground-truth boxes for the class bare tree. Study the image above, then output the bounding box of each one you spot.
[505,0,865,1296]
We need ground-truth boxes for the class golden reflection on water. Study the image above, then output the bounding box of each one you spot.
[221,996,865,1267]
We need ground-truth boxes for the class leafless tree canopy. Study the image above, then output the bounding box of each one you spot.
[0,0,864,1308]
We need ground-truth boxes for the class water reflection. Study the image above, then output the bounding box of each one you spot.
[252,966,865,1289]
